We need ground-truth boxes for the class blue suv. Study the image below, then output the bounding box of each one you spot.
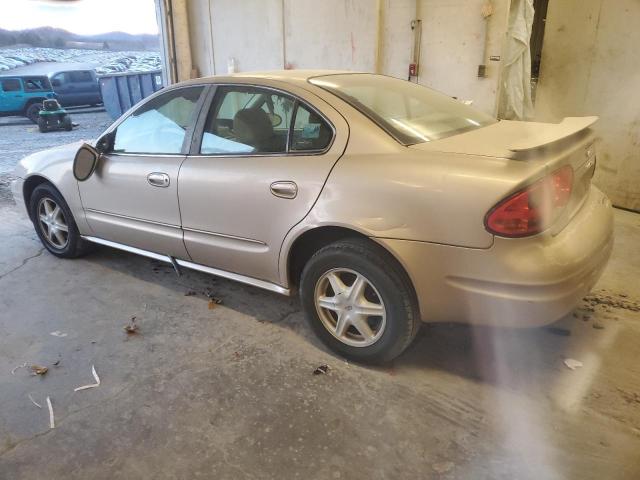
[0,75,56,123]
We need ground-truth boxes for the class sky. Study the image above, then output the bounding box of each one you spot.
[0,0,159,36]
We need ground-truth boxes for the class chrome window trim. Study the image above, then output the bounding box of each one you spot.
[81,235,290,296]
[106,152,187,159]
[193,82,336,157]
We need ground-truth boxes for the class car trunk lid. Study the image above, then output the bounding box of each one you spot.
[409,117,599,235]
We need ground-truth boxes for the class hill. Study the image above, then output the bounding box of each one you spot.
[0,27,159,51]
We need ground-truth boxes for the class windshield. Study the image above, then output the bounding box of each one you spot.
[310,73,496,145]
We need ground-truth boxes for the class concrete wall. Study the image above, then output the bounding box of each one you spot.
[535,0,640,211]
[284,0,378,71]
[417,0,510,114]
[184,0,510,115]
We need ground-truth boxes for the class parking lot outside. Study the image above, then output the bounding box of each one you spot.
[1,108,640,479]
[0,109,112,202]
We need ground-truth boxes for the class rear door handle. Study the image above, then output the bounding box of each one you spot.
[270,181,297,199]
[147,172,170,188]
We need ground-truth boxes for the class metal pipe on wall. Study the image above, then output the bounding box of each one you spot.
[157,0,194,83]
[374,0,384,74]
[170,0,195,81]
[409,0,422,82]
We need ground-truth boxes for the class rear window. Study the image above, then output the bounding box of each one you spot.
[1,78,21,92]
[310,74,495,145]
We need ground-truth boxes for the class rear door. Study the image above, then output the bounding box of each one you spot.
[0,78,24,112]
[178,83,348,284]
[79,85,208,258]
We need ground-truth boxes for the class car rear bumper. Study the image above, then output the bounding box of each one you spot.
[375,186,614,327]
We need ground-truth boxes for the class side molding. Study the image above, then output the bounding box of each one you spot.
[82,236,291,296]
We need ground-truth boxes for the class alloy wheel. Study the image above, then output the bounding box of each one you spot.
[314,268,387,347]
[37,197,69,249]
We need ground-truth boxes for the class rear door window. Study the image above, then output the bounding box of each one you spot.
[1,79,21,92]
[290,103,333,152]
[200,86,294,155]
[23,78,49,91]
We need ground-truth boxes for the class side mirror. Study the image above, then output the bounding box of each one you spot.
[51,79,61,87]
[73,144,99,181]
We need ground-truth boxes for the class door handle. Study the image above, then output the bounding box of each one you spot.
[270,181,298,199]
[147,172,170,188]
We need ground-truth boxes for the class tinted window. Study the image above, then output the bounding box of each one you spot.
[200,87,294,155]
[1,79,21,92]
[23,77,49,91]
[113,86,204,155]
[68,71,93,83]
[311,74,495,145]
[291,104,332,151]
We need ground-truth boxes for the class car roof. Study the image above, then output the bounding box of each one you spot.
[0,74,49,80]
[181,69,362,88]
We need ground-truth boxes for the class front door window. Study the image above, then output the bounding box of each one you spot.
[113,86,204,155]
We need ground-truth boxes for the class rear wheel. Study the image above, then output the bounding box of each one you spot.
[29,183,92,258]
[25,103,42,123]
[300,238,420,363]
[37,117,47,133]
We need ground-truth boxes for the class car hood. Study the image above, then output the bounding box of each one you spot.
[409,117,598,158]
[14,140,84,179]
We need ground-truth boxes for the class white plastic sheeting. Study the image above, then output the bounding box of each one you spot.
[498,0,535,120]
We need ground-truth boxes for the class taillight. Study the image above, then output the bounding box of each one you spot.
[485,165,574,237]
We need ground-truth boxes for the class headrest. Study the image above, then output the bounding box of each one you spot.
[233,108,273,144]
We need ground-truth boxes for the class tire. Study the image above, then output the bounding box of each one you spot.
[37,117,47,133]
[25,103,42,123]
[300,238,420,363]
[29,183,93,258]
[62,116,72,131]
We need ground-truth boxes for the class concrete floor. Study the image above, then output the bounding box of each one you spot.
[1,197,639,479]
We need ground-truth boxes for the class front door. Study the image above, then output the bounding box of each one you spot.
[79,85,206,258]
[178,84,348,284]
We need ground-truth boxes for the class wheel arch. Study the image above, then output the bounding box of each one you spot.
[23,97,46,110]
[23,175,56,220]
[285,225,421,317]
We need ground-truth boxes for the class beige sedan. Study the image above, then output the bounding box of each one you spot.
[11,71,613,362]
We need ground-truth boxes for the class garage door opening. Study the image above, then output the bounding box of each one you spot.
[530,0,550,103]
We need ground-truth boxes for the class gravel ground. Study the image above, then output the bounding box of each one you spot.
[0,109,112,203]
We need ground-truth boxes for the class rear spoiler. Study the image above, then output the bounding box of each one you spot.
[508,116,599,152]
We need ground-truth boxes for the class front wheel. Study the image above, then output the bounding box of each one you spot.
[62,115,72,131]
[300,238,420,363]
[29,183,93,258]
